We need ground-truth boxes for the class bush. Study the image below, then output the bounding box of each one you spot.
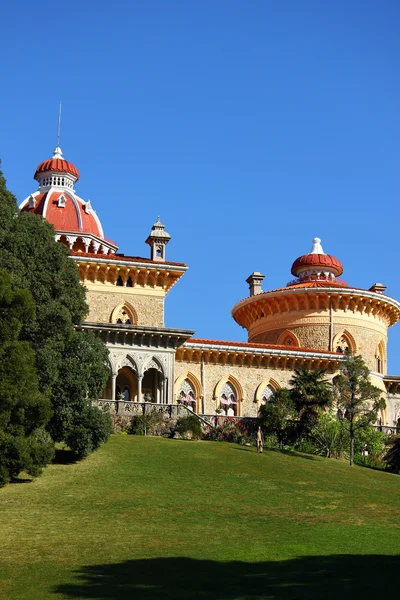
[263,434,280,449]
[384,435,400,474]
[354,426,385,458]
[203,418,251,444]
[0,427,54,485]
[130,410,165,436]
[66,406,112,458]
[309,413,349,459]
[174,415,203,440]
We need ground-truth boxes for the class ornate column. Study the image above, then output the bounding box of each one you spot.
[155,371,160,403]
[163,377,168,404]
[137,374,143,403]
[111,372,117,401]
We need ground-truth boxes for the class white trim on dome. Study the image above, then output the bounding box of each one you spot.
[19,191,40,210]
[42,188,54,219]
[75,194,104,239]
[64,191,83,231]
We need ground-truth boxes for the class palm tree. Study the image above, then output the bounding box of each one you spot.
[289,366,333,432]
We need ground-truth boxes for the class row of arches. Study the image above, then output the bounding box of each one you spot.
[277,329,386,375]
[174,372,279,416]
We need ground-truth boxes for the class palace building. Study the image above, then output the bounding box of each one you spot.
[20,146,400,429]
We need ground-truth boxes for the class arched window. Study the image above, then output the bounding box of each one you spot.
[261,384,275,405]
[177,379,197,410]
[112,305,136,325]
[116,275,123,287]
[375,341,385,374]
[126,277,133,288]
[277,330,299,348]
[334,331,355,354]
[220,382,237,416]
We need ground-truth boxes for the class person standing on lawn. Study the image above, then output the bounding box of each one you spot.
[257,427,264,454]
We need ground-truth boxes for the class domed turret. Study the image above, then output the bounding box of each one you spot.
[290,237,343,283]
[19,147,117,254]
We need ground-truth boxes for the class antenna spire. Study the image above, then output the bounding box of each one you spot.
[52,101,64,159]
[57,100,62,147]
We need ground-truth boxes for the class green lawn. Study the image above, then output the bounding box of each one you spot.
[0,436,399,599]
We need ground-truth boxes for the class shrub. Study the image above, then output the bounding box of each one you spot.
[174,415,203,440]
[309,413,349,459]
[384,435,400,474]
[130,410,165,436]
[203,418,251,445]
[353,426,386,467]
[66,406,112,458]
[263,434,280,449]
[0,427,54,485]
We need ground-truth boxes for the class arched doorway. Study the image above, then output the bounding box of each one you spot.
[142,367,166,403]
[116,367,137,402]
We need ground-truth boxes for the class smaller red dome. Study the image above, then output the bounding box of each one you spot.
[35,158,80,181]
[291,253,343,277]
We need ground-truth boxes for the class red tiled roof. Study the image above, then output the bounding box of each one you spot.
[72,251,187,267]
[35,158,80,180]
[186,338,342,356]
[286,280,348,289]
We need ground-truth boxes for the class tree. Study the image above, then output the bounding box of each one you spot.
[0,269,53,485]
[258,388,296,444]
[332,352,385,466]
[289,366,333,433]
[0,165,111,460]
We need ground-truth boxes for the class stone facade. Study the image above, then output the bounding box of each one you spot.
[252,318,387,373]
[175,359,299,417]
[85,289,164,327]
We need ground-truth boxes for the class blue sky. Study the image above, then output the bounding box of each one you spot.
[1,1,400,371]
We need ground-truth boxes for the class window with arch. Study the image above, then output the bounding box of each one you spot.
[277,330,299,348]
[116,275,123,287]
[334,332,354,354]
[177,379,197,409]
[261,384,275,405]
[220,381,237,416]
[375,341,385,374]
[126,276,133,288]
[113,305,135,325]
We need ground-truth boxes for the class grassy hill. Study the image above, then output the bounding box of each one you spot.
[1,436,399,599]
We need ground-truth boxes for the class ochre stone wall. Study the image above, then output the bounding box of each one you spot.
[85,290,164,326]
[249,310,388,373]
[174,360,296,417]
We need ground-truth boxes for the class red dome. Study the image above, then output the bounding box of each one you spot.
[35,158,80,180]
[291,253,343,277]
[20,191,103,238]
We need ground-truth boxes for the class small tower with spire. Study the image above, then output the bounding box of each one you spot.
[145,217,171,262]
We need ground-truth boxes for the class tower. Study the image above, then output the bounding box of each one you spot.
[145,217,171,262]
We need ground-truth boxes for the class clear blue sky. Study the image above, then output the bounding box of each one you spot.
[1,1,400,371]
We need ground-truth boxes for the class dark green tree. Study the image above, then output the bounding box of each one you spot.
[258,388,296,444]
[0,269,53,485]
[289,366,333,433]
[0,165,111,459]
[332,352,385,466]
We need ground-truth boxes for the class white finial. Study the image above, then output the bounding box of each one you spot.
[52,146,64,159]
[310,237,325,254]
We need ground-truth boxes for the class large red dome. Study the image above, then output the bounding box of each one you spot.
[20,190,103,238]
[19,146,118,254]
